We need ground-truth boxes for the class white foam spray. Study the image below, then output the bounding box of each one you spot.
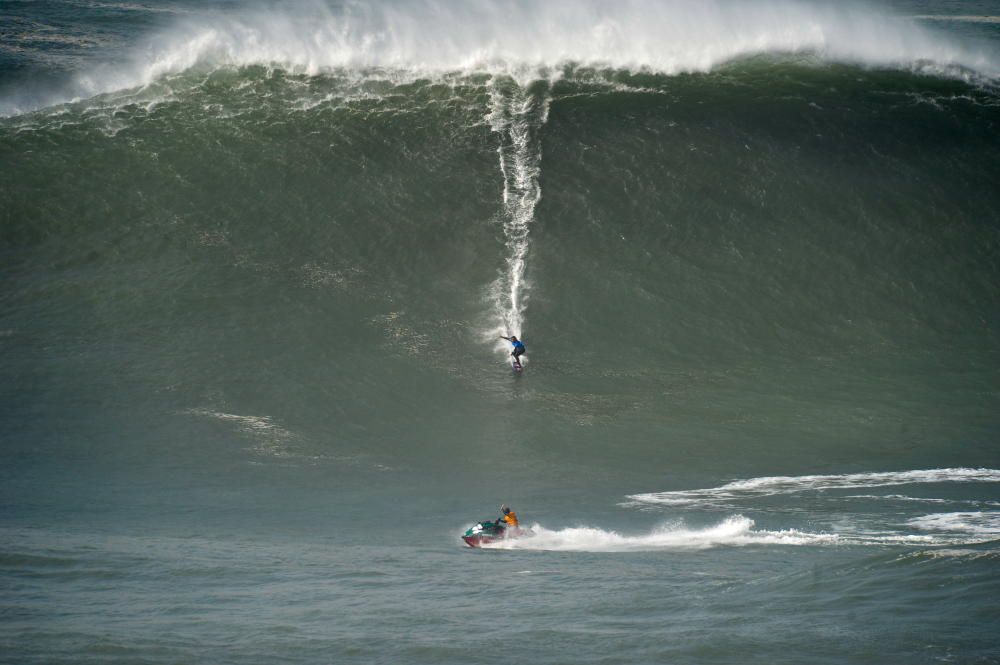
[482,516,840,551]
[486,79,551,352]
[89,1,1000,81]
[476,512,999,552]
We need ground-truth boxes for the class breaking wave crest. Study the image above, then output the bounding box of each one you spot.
[7,0,998,116]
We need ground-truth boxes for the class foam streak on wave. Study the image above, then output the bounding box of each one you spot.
[626,468,1000,507]
[487,78,550,345]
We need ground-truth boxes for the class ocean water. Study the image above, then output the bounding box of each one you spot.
[2,1,1000,663]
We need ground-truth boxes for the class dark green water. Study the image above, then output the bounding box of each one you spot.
[2,1,1000,663]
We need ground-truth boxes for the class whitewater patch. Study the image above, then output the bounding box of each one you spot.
[480,516,839,552]
[625,468,1000,508]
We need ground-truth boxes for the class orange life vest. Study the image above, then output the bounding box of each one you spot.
[502,511,519,527]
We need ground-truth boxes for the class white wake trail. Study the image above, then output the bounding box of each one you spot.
[482,517,841,551]
[479,511,1000,552]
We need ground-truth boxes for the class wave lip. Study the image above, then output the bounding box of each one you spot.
[482,516,838,551]
[134,0,997,77]
[625,468,1000,508]
[6,0,998,117]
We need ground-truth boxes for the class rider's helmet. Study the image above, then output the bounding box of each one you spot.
[500,504,510,514]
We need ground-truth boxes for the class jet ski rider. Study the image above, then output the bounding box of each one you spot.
[498,504,519,529]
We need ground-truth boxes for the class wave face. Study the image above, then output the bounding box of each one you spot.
[3,2,999,505]
[3,2,1000,664]
[3,0,999,504]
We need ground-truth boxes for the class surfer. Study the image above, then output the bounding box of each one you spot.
[498,504,519,529]
[501,335,526,366]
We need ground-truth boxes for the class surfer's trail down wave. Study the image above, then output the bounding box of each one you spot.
[487,78,551,351]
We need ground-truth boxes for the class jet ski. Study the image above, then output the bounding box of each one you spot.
[462,519,523,548]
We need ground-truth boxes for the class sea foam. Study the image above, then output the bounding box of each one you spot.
[908,511,1000,538]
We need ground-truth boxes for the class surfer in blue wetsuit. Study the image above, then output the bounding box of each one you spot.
[501,335,525,366]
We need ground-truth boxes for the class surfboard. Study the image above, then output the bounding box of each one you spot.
[511,357,523,372]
